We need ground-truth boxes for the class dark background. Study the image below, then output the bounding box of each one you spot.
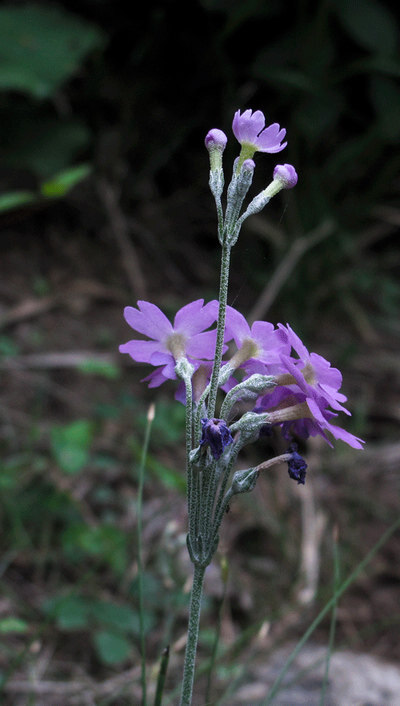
[0,1,399,703]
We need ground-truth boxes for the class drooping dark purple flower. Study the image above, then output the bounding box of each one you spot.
[287,443,307,485]
[200,418,233,459]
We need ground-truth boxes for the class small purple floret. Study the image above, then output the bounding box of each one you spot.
[205,128,228,152]
[287,443,307,485]
[273,164,298,189]
[200,418,233,459]
[232,109,287,154]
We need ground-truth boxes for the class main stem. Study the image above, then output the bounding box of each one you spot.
[207,241,231,419]
[179,563,206,706]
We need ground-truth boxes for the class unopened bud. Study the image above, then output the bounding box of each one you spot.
[205,128,228,172]
[273,163,298,189]
[231,467,259,495]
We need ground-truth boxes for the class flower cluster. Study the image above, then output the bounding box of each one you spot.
[120,299,364,451]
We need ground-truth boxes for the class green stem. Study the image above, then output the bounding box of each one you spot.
[179,564,206,706]
[207,241,231,419]
[137,403,155,706]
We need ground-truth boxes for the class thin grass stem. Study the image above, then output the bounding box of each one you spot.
[262,514,400,705]
[137,402,155,706]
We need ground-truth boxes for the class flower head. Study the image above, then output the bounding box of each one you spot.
[200,418,234,459]
[287,443,307,485]
[224,305,290,374]
[232,109,287,158]
[273,164,298,189]
[277,324,350,415]
[119,299,221,386]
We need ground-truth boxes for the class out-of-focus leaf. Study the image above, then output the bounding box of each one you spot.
[0,617,28,634]
[51,420,94,475]
[295,91,343,141]
[77,358,120,379]
[369,76,400,141]
[334,0,399,55]
[251,64,316,93]
[51,595,90,630]
[41,164,91,198]
[0,191,36,212]
[62,523,128,574]
[93,630,131,665]
[0,112,90,177]
[90,601,137,632]
[0,4,105,98]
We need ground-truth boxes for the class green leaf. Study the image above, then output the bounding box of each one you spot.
[90,601,137,632]
[51,420,94,474]
[77,358,120,379]
[334,0,399,55]
[90,600,155,636]
[62,523,128,574]
[54,596,90,630]
[93,630,131,665]
[369,76,400,141]
[0,191,36,212]
[0,111,91,178]
[41,164,92,198]
[0,617,29,634]
[0,5,105,98]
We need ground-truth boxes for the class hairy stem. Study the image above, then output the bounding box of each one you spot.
[207,241,231,419]
[179,564,206,706]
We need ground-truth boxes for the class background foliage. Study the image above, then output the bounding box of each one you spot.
[0,0,399,703]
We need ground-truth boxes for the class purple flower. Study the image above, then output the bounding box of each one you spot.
[232,109,287,154]
[200,418,233,459]
[277,324,350,415]
[224,305,290,372]
[119,299,221,385]
[287,443,307,484]
[273,164,298,189]
[258,386,364,450]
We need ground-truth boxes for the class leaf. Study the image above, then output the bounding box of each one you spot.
[369,76,400,141]
[77,358,120,379]
[0,110,91,177]
[61,523,128,574]
[0,617,28,634]
[0,4,105,98]
[334,0,399,55]
[93,630,131,665]
[89,601,138,632]
[53,596,90,630]
[41,164,91,198]
[0,191,36,212]
[51,420,94,474]
[90,599,155,636]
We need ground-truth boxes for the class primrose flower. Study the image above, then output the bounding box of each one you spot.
[119,299,221,385]
[276,324,350,415]
[258,386,364,450]
[224,305,290,373]
[200,418,233,459]
[232,109,287,159]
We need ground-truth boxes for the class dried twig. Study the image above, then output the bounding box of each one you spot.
[98,178,147,298]
[248,219,335,323]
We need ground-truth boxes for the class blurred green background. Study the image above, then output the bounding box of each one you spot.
[0,1,399,703]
